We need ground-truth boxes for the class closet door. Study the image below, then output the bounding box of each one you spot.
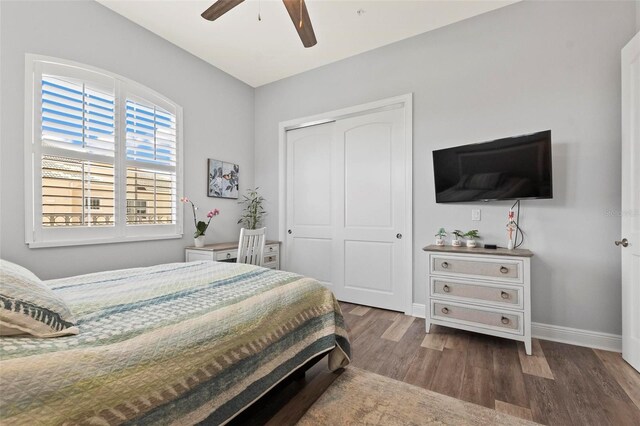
[333,108,407,311]
[285,123,336,289]
[285,106,409,312]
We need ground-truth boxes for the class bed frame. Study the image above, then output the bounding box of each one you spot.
[221,352,328,425]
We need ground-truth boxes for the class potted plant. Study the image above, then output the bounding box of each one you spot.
[435,228,447,246]
[463,229,480,248]
[452,230,464,247]
[238,188,266,230]
[181,197,220,247]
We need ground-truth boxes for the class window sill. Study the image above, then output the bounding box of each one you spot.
[27,233,184,249]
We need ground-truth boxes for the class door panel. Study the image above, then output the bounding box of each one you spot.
[344,123,393,228]
[288,237,333,285]
[286,123,335,287]
[622,32,640,372]
[292,134,332,226]
[344,240,393,293]
[334,108,406,311]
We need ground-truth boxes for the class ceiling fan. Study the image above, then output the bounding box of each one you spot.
[201,0,317,48]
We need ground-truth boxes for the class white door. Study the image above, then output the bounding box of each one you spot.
[332,109,407,311]
[286,123,336,289]
[285,106,409,312]
[621,32,640,373]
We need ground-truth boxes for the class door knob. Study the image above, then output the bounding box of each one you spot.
[396,233,402,239]
[615,238,629,247]
[288,229,292,234]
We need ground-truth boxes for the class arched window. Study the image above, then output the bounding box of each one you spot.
[25,55,183,247]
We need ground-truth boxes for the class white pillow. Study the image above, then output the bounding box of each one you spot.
[0,259,79,337]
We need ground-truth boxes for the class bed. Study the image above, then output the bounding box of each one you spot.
[0,261,351,425]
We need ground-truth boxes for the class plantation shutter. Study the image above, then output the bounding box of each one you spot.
[125,97,177,225]
[28,57,183,247]
[40,73,116,227]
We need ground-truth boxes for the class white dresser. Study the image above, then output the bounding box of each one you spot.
[185,240,281,270]
[424,245,533,355]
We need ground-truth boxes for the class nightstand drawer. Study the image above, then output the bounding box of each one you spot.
[431,255,523,283]
[432,301,523,335]
[431,278,522,309]
[265,244,279,254]
[185,250,214,262]
[263,254,278,264]
[216,250,237,261]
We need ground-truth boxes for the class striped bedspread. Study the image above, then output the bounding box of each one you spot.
[0,261,351,425]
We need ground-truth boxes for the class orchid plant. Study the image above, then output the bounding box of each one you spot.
[180,197,220,238]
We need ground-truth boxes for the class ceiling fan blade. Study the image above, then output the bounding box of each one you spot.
[282,0,317,48]
[201,0,245,21]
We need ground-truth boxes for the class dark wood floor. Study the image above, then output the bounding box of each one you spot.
[234,303,640,426]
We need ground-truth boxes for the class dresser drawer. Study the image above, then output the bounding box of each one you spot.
[431,255,523,283]
[216,250,238,261]
[431,301,523,335]
[431,278,522,309]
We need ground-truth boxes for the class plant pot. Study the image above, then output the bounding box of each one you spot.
[452,239,462,247]
[435,237,445,246]
[466,239,477,248]
[194,235,206,248]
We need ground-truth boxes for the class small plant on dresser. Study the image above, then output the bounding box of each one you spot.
[435,228,447,246]
[463,230,480,248]
[452,230,464,247]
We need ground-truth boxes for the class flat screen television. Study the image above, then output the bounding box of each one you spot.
[433,130,553,203]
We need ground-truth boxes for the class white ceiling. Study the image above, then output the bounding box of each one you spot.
[97,0,519,87]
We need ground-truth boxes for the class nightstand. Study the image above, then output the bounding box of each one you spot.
[185,240,281,270]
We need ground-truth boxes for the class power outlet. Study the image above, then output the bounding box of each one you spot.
[471,209,481,221]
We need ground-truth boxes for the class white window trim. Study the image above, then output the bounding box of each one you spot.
[24,54,184,248]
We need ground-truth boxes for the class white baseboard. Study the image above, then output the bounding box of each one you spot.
[412,303,427,318]
[530,322,622,352]
[410,303,621,352]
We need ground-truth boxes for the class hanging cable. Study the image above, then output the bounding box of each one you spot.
[511,199,525,248]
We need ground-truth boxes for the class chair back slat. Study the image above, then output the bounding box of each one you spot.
[237,227,266,266]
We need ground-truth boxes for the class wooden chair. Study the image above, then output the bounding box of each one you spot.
[237,227,266,266]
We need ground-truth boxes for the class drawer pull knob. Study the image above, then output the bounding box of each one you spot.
[442,285,451,293]
[441,262,449,269]
[441,307,449,314]
[269,247,274,251]
[226,253,231,259]
[501,291,510,299]
[501,316,510,325]
[500,266,509,274]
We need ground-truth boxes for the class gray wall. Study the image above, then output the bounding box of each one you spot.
[254,1,636,334]
[0,1,254,278]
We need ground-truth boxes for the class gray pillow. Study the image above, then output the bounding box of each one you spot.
[0,259,78,337]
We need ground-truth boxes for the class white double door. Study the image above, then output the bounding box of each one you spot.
[285,107,409,312]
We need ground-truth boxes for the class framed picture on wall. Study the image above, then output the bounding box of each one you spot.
[208,159,239,199]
